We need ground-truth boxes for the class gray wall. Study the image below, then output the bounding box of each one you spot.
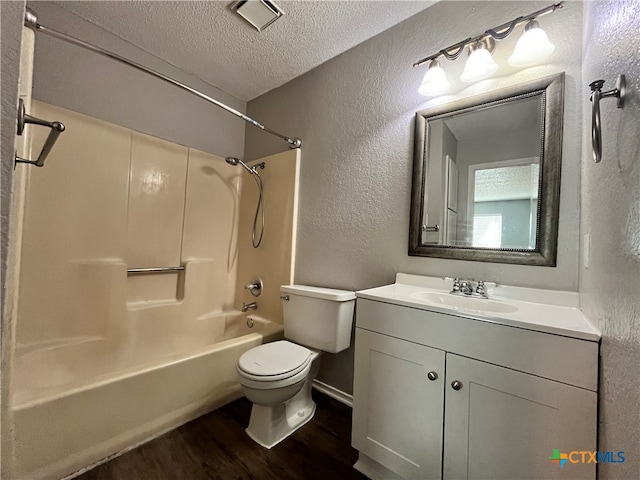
[475,199,534,248]
[246,1,583,394]
[1,1,25,313]
[28,1,246,158]
[580,1,640,478]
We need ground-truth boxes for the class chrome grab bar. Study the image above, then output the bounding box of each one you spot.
[127,266,185,275]
[15,98,65,167]
[589,74,625,164]
[423,224,440,232]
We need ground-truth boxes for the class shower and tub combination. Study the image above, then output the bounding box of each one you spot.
[4,8,302,480]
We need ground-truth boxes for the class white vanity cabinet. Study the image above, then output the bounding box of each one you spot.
[352,298,599,480]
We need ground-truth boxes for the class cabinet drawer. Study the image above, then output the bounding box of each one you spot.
[356,299,598,391]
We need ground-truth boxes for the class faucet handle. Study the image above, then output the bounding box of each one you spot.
[476,280,487,297]
[244,277,263,297]
[451,278,461,293]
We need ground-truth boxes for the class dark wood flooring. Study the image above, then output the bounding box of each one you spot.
[75,391,367,480]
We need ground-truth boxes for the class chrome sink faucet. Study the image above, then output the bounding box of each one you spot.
[450,278,488,298]
[460,280,474,295]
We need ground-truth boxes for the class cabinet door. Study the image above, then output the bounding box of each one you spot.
[352,328,445,479]
[444,354,597,480]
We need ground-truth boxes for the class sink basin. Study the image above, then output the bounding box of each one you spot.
[409,291,519,314]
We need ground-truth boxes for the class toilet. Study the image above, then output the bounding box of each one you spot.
[236,284,356,448]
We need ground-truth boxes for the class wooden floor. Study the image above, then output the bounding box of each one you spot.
[76,391,367,480]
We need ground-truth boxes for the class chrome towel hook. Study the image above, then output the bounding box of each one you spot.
[589,74,626,164]
[15,98,65,167]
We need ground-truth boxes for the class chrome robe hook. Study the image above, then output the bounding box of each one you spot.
[589,74,626,163]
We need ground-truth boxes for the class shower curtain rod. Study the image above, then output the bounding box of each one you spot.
[24,8,302,149]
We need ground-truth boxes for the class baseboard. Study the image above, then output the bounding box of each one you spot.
[354,453,403,480]
[312,379,353,407]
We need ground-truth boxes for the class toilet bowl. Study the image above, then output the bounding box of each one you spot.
[236,285,356,449]
[237,340,320,448]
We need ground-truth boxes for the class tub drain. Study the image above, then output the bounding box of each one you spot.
[246,318,254,328]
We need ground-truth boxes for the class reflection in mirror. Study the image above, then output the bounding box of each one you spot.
[470,160,539,249]
[410,73,564,266]
[423,94,542,249]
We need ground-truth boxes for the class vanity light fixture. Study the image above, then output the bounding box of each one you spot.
[414,2,563,93]
[460,38,498,83]
[508,20,555,67]
[418,59,451,96]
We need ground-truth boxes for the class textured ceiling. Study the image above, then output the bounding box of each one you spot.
[54,1,436,101]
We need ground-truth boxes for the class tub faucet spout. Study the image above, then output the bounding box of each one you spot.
[242,301,258,312]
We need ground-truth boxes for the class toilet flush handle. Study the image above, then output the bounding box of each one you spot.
[280,295,290,301]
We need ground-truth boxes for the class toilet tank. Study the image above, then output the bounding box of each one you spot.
[280,285,356,353]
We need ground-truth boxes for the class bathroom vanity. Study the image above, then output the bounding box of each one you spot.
[351,274,600,480]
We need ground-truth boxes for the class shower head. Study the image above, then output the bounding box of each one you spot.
[225,156,254,175]
[225,157,263,176]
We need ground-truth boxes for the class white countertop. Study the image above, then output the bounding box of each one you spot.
[356,274,601,342]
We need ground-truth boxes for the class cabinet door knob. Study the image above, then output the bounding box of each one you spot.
[451,380,463,391]
[427,371,438,381]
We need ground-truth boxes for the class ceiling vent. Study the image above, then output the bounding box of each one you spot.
[231,0,284,32]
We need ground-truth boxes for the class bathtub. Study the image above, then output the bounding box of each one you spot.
[10,313,282,480]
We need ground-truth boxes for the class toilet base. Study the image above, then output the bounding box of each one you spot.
[245,378,316,449]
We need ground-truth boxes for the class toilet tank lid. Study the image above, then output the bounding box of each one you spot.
[280,285,356,302]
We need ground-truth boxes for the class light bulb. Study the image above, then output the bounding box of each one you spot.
[460,45,498,83]
[508,20,555,67]
[418,60,450,96]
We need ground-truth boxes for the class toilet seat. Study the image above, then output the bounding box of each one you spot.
[237,361,312,390]
[237,340,312,382]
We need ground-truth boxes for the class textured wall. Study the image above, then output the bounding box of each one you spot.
[580,1,640,478]
[27,1,246,159]
[246,1,582,291]
[1,0,25,316]
[245,1,583,394]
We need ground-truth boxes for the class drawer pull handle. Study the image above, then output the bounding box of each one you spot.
[427,371,438,381]
[451,380,463,391]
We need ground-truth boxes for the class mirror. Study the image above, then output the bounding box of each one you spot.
[409,73,564,266]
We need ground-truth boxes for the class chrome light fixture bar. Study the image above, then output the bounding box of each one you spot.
[413,2,564,69]
[414,2,563,95]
